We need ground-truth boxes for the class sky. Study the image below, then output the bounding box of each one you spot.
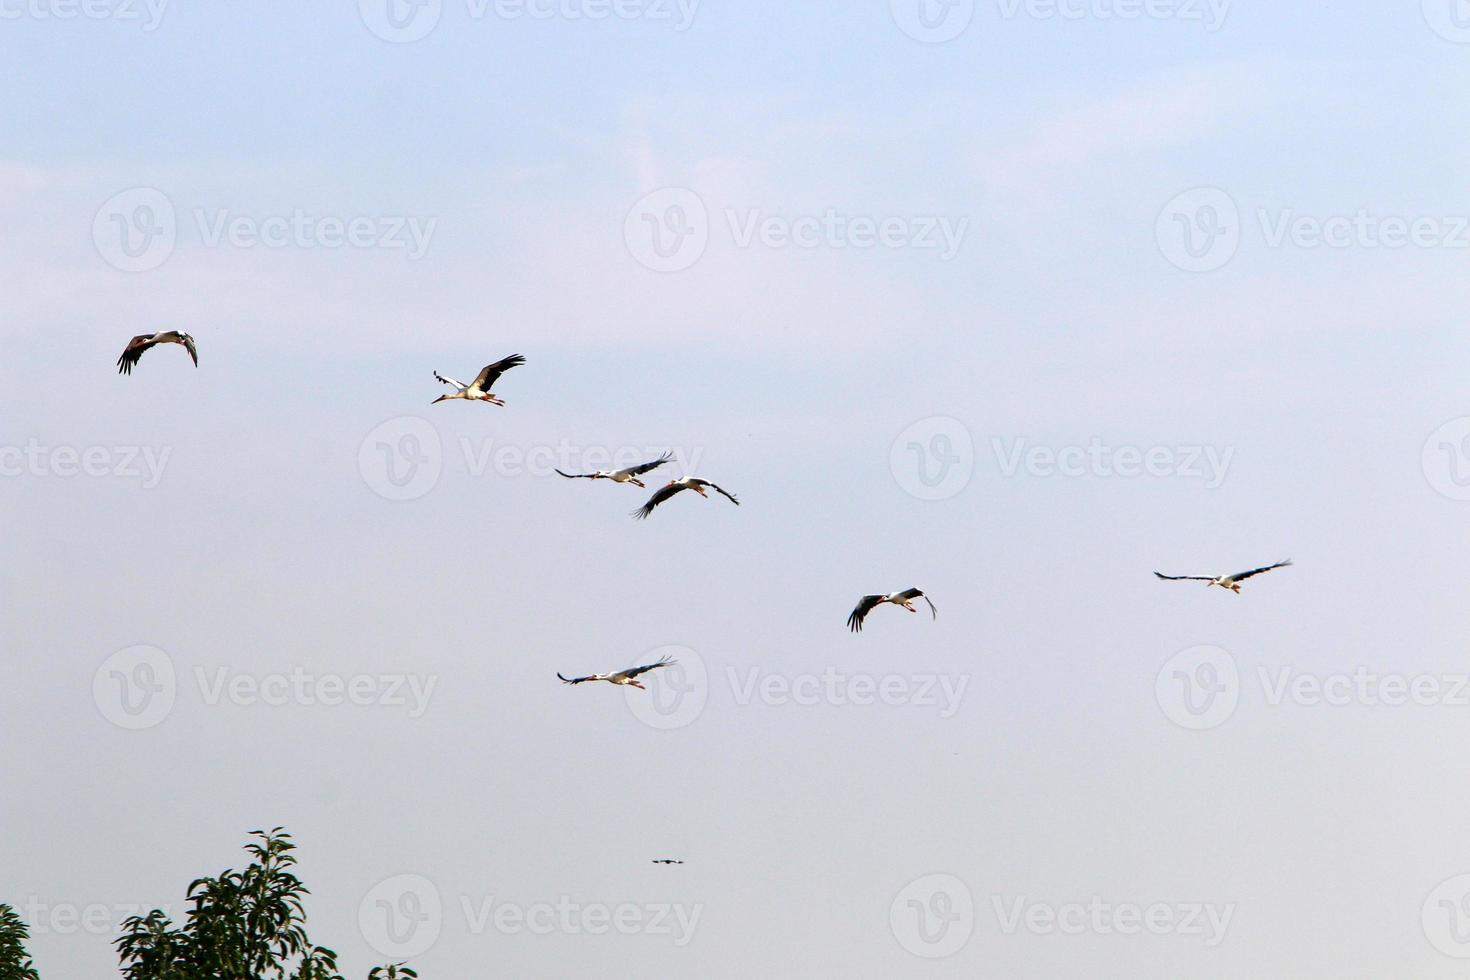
[6,1,1470,977]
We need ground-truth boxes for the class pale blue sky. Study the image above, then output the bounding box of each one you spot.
[7,2,1470,977]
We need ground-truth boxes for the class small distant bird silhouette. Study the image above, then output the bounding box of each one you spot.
[117,331,197,375]
[1154,559,1292,594]
[651,859,684,865]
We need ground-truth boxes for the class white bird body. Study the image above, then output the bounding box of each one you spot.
[556,452,673,489]
[432,354,525,406]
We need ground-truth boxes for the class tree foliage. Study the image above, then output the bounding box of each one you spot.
[114,828,415,980]
[0,905,39,980]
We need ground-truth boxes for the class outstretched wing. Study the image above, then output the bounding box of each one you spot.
[694,479,740,505]
[847,595,885,633]
[116,334,156,375]
[1153,572,1214,582]
[433,371,466,389]
[622,452,674,477]
[557,672,597,685]
[1230,559,1292,582]
[554,469,597,480]
[632,483,687,520]
[896,588,937,619]
[179,334,199,367]
[471,354,526,393]
[620,654,676,680]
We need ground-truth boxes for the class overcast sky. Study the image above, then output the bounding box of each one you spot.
[7,2,1470,977]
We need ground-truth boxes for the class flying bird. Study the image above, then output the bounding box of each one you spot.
[431,354,526,405]
[556,452,674,489]
[651,859,685,865]
[847,589,937,633]
[632,477,740,520]
[117,331,197,375]
[557,654,677,690]
[1153,559,1293,593]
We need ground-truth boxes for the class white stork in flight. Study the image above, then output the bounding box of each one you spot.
[847,588,937,633]
[555,452,673,489]
[632,477,740,520]
[117,331,198,375]
[1154,559,1292,593]
[431,354,525,405]
[651,859,685,865]
[557,654,677,690]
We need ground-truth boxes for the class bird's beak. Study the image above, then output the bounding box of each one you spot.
[431,395,445,404]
